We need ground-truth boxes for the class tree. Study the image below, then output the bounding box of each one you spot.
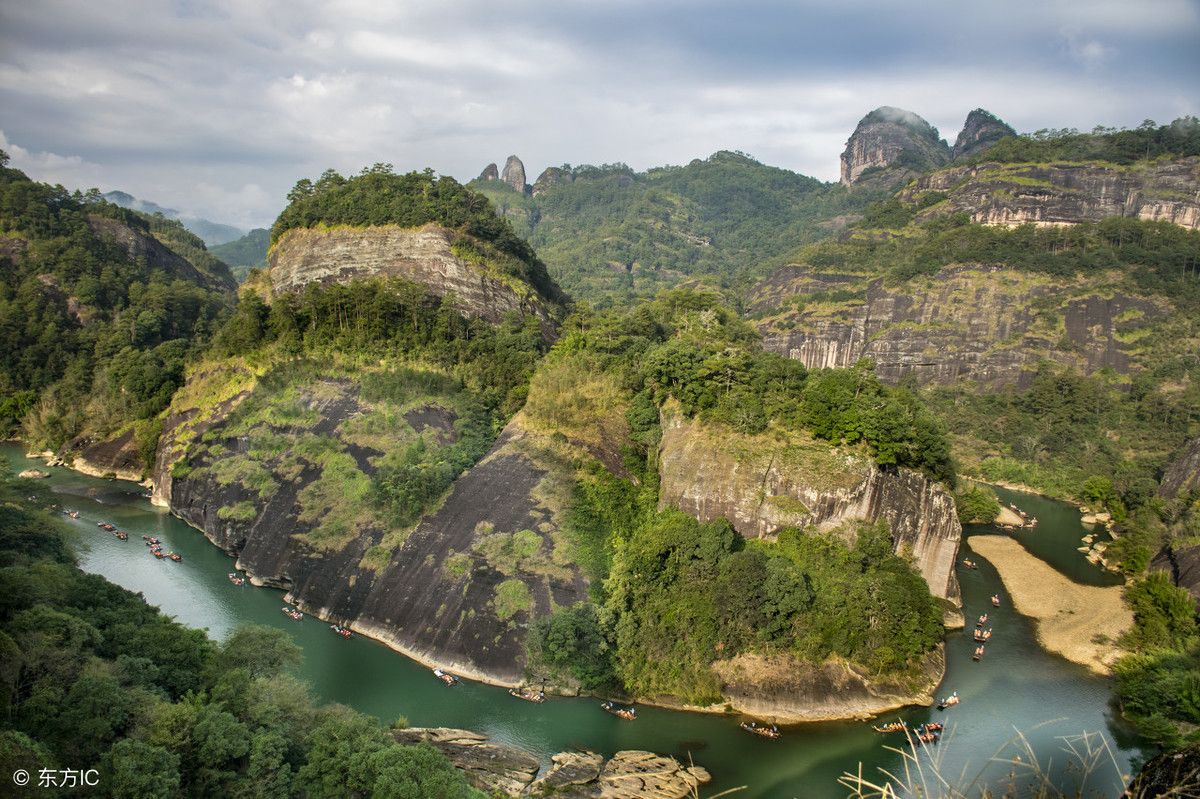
[102,739,181,799]
[369,742,475,798]
[213,625,301,680]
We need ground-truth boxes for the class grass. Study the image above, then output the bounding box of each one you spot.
[295,451,377,551]
[492,579,533,621]
[840,723,1131,799]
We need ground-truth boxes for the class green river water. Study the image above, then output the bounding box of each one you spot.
[5,446,1149,797]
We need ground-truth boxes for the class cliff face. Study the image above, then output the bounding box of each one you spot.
[752,264,1169,388]
[533,167,571,196]
[478,163,499,182]
[840,107,951,186]
[267,224,559,338]
[1160,437,1200,498]
[656,408,961,600]
[501,155,527,194]
[952,108,1016,160]
[905,157,1200,230]
[155,369,588,685]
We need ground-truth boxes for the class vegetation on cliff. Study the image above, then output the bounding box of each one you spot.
[0,467,479,798]
[272,164,563,305]
[0,152,235,458]
[525,290,950,700]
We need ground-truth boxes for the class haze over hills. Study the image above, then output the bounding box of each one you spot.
[103,189,247,246]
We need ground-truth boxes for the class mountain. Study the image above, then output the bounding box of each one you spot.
[469,150,881,304]
[0,157,236,473]
[839,107,951,185]
[103,189,247,246]
[952,108,1017,160]
[209,227,269,281]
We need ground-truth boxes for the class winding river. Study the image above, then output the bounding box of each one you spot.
[5,446,1148,798]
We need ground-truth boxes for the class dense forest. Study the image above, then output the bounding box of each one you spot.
[0,152,235,461]
[0,467,480,798]
[471,151,885,304]
[524,290,950,698]
[970,116,1200,165]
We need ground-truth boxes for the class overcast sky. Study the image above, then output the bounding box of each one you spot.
[1,0,1197,230]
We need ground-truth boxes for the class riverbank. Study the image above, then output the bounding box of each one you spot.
[970,535,1130,675]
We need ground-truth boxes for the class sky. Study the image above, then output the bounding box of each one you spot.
[1,0,1197,230]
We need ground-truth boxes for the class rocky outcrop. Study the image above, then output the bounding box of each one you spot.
[1128,741,1200,798]
[478,163,499,182]
[904,157,1200,230]
[656,408,961,600]
[161,381,588,686]
[393,728,711,799]
[752,263,1169,388]
[61,429,146,482]
[86,215,236,291]
[501,155,527,194]
[533,166,572,196]
[840,107,951,186]
[710,649,943,722]
[952,108,1016,160]
[267,224,559,338]
[1159,437,1200,498]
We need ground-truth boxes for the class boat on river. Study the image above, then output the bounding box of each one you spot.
[872,720,906,733]
[740,721,781,739]
[976,613,988,626]
[973,645,985,661]
[98,522,115,531]
[991,594,1001,607]
[168,552,181,562]
[434,668,460,686]
[974,628,992,642]
[282,606,303,621]
[228,572,245,586]
[330,624,352,638]
[601,700,636,720]
[937,691,960,710]
[509,686,546,703]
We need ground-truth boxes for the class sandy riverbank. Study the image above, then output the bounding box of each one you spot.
[970,535,1130,675]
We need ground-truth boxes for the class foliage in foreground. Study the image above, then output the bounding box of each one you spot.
[0,467,478,798]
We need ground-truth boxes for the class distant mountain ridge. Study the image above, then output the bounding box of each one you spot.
[102,189,246,246]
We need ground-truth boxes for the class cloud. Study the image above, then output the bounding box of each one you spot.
[0,0,1196,228]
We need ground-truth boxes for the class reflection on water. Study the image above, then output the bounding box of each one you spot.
[5,447,1148,798]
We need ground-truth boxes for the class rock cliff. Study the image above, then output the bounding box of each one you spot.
[155,367,588,686]
[753,263,1168,388]
[478,162,499,181]
[903,157,1200,230]
[533,166,571,196]
[501,155,527,193]
[840,107,951,186]
[1160,436,1200,498]
[952,108,1016,160]
[267,223,559,338]
[656,408,961,600]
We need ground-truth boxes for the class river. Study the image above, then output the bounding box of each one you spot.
[5,447,1148,798]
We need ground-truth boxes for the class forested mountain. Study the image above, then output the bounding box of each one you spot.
[469,151,885,305]
[210,228,269,281]
[0,151,236,468]
[103,190,247,246]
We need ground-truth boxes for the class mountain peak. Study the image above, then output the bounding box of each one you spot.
[952,108,1016,160]
[839,107,950,185]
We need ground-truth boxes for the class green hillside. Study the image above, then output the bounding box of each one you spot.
[470,151,883,305]
[211,228,269,281]
[0,151,236,456]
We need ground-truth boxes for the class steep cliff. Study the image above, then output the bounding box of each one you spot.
[840,107,951,186]
[155,363,588,685]
[952,108,1016,160]
[656,408,961,600]
[533,166,571,196]
[903,157,1200,230]
[267,224,560,338]
[501,155,527,193]
[1160,436,1200,498]
[753,263,1171,388]
[478,163,499,182]
[87,214,237,291]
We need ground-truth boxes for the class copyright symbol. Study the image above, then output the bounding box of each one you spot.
[12,769,29,785]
